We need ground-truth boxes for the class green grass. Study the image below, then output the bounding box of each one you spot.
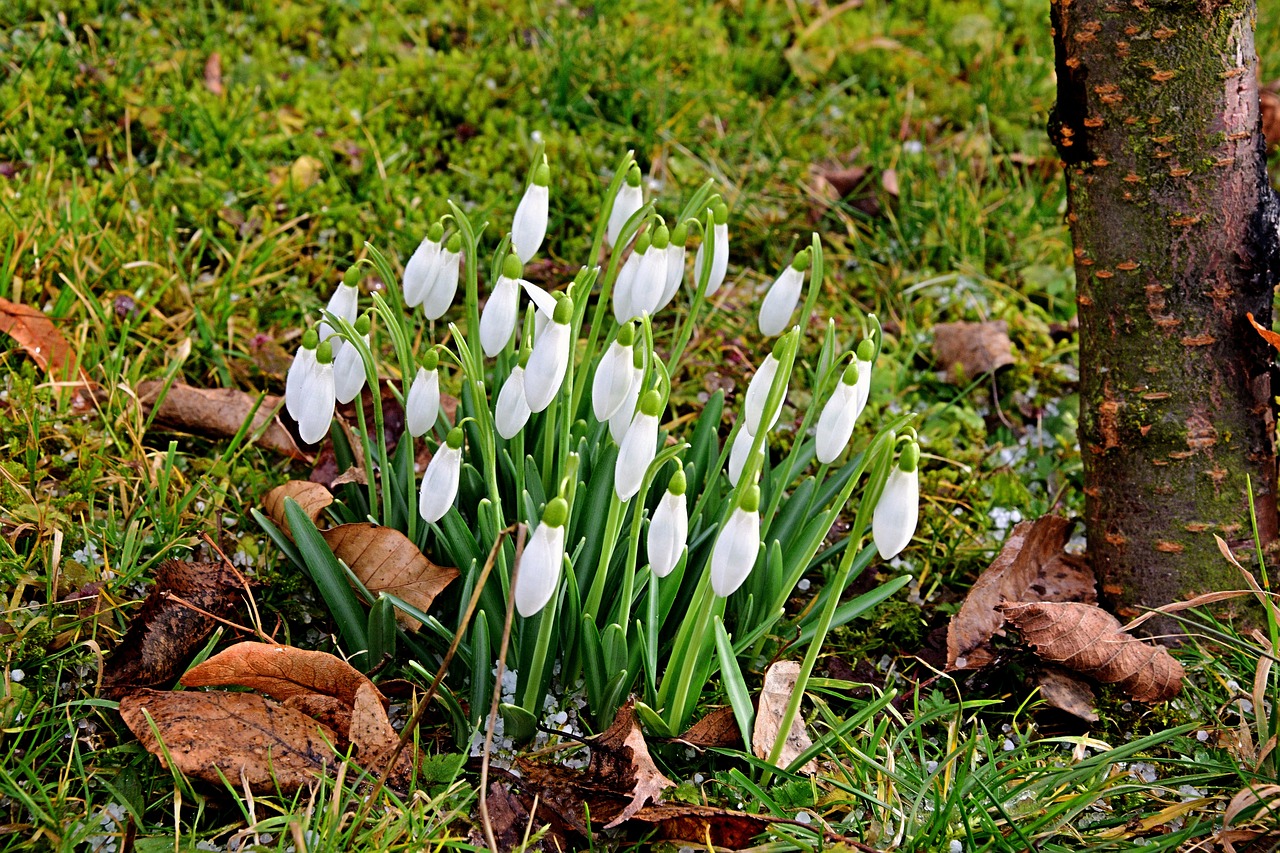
[2,0,1280,849]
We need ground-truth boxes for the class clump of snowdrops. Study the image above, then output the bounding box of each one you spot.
[262,147,920,766]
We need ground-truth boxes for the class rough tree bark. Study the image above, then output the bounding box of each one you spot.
[1049,0,1280,626]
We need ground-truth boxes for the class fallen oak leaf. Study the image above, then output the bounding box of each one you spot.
[263,481,333,534]
[999,601,1185,703]
[137,380,306,460]
[103,559,244,699]
[120,688,336,794]
[321,523,458,631]
[947,515,1095,671]
[0,297,90,384]
[181,641,384,707]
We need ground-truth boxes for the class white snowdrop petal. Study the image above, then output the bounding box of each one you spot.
[873,468,919,559]
[405,367,440,438]
[630,247,668,317]
[727,428,759,487]
[419,445,462,523]
[758,266,804,337]
[297,361,336,445]
[480,276,520,357]
[514,523,565,617]
[710,507,760,597]
[326,283,359,325]
[592,341,635,422]
[332,335,368,404]
[608,183,644,247]
[285,347,316,421]
[743,354,782,436]
[422,249,460,321]
[854,357,873,413]
[648,491,688,578]
[615,412,658,501]
[661,244,685,308]
[495,367,533,439]
[523,322,571,412]
[608,368,644,444]
[512,183,549,263]
[403,237,441,307]
[520,280,558,322]
[612,251,641,324]
[814,381,861,464]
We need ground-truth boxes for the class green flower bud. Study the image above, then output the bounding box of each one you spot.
[856,338,876,361]
[316,340,334,364]
[671,221,689,246]
[740,484,761,513]
[543,496,569,528]
[427,221,445,243]
[791,248,812,272]
[625,163,642,187]
[635,232,652,255]
[502,253,523,280]
[899,441,920,473]
[354,313,372,336]
[617,322,636,347]
[638,389,662,418]
[841,361,860,385]
[553,295,574,325]
[343,265,364,288]
[632,345,646,369]
[423,348,440,371]
[668,467,687,496]
[445,425,465,450]
[301,329,319,350]
[651,224,670,250]
[533,162,550,187]
[713,202,729,225]
[446,232,462,253]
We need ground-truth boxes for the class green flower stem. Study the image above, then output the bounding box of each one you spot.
[662,576,723,731]
[324,312,392,523]
[613,443,686,638]
[583,493,625,622]
[352,399,380,520]
[522,591,557,715]
[797,232,825,338]
[666,210,715,369]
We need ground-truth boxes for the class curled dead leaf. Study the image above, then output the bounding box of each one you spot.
[753,661,818,774]
[1000,601,1185,703]
[263,481,333,534]
[593,699,675,828]
[349,681,417,790]
[120,689,336,794]
[947,516,1095,670]
[103,559,244,698]
[283,693,352,742]
[933,320,1015,382]
[321,523,458,630]
[138,381,306,460]
[1225,783,1280,828]
[678,706,742,749]
[0,296,90,384]
[180,641,383,707]
[1247,312,1280,353]
[1035,667,1099,722]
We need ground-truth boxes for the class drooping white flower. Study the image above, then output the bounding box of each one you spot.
[710,486,761,598]
[479,254,524,357]
[609,357,646,444]
[511,161,550,263]
[629,225,670,318]
[405,357,440,438]
[296,340,337,445]
[814,361,865,464]
[495,365,533,439]
[615,390,663,501]
[419,427,465,523]
[648,468,688,578]
[332,317,369,405]
[758,249,810,337]
[592,325,636,421]
[656,221,688,312]
[612,234,647,324]
[403,223,443,308]
[523,296,573,412]
[692,202,729,296]
[422,234,462,321]
[520,280,558,343]
[317,281,359,354]
[285,329,319,421]
[852,338,874,415]
[743,347,785,436]
[607,164,644,247]
[514,497,569,617]
[727,426,762,487]
[873,443,920,560]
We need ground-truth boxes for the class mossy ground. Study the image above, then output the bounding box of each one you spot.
[3,0,1280,850]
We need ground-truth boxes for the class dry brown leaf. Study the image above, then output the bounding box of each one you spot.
[630,803,775,849]
[0,297,89,384]
[283,693,352,742]
[1225,783,1280,828]
[752,661,818,774]
[933,320,1016,382]
[678,706,742,749]
[103,559,244,698]
[947,516,1095,670]
[1000,601,1185,703]
[1247,312,1280,353]
[349,681,416,789]
[470,782,544,852]
[593,700,674,828]
[321,523,458,630]
[204,52,224,96]
[120,688,335,794]
[1035,667,1098,722]
[138,380,306,459]
[180,641,382,707]
[263,481,333,534]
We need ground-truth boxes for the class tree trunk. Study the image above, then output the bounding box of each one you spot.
[1050,0,1280,627]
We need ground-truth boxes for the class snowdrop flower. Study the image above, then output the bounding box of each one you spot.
[480,254,524,357]
[692,202,729,296]
[852,337,874,414]
[612,232,648,324]
[514,497,569,617]
[318,278,360,355]
[422,233,462,321]
[592,323,636,421]
[727,426,762,487]
[873,442,920,560]
[609,347,646,444]
[743,341,786,436]
[629,224,670,318]
[333,314,371,405]
[405,351,441,438]
[403,222,444,308]
[710,485,761,597]
[520,279,558,342]
[296,340,337,445]
[815,360,865,464]
[523,295,573,412]
[607,163,644,247]
[615,390,663,501]
[758,248,810,337]
[656,220,688,312]
[285,329,319,421]
[648,467,688,578]
[495,363,532,439]
[419,426,465,523]
[511,160,550,263]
